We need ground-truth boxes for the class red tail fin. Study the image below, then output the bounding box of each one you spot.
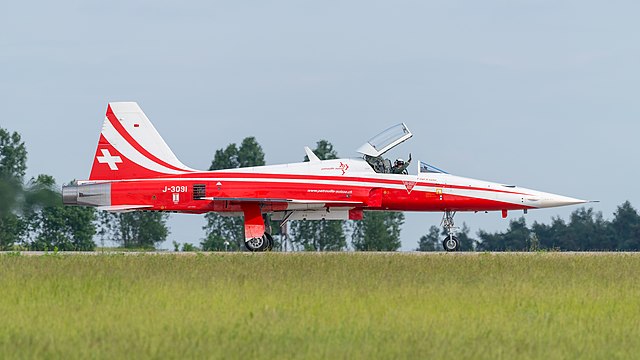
[88,102,194,181]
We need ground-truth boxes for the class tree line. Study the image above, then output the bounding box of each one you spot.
[0,127,167,251]
[416,203,640,252]
[2,125,639,251]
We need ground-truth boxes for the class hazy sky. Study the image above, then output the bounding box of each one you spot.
[2,1,639,250]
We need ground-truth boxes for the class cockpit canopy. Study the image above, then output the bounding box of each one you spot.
[356,123,412,157]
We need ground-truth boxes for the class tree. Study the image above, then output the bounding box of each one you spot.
[18,175,97,251]
[566,208,610,250]
[0,128,27,181]
[0,128,27,250]
[0,176,24,250]
[290,140,347,251]
[0,136,87,251]
[531,217,568,251]
[99,211,169,249]
[28,206,97,251]
[291,220,347,251]
[416,225,440,251]
[237,137,266,168]
[0,214,22,251]
[456,223,475,251]
[202,137,265,250]
[610,201,640,250]
[209,144,240,170]
[201,215,244,251]
[477,217,530,251]
[352,211,404,251]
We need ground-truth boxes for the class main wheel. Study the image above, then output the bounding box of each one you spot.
[245,235,268,252]
[442,235,460,252]
[265,233,274,251]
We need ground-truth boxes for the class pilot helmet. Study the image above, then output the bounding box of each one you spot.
[395,158,404,166]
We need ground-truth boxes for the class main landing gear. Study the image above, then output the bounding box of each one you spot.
[244,213,274,252]
[441,211,460,252]
[244,233,274,252]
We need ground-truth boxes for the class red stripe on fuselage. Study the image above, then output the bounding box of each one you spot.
[102,170,532,197]
[108,178,533,213]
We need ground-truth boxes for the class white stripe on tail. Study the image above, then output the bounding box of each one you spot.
[89,102,195,181]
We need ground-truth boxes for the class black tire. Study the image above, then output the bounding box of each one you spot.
[442,235,460,252]
[265,233,274,251]
[245,235,268,252]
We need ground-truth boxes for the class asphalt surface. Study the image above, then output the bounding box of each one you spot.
[1,251,639,256]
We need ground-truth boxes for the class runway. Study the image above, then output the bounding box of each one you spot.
[2,251,639,256]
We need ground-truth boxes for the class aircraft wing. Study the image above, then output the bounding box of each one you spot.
[97,205,154,213]
[198,197,365,205]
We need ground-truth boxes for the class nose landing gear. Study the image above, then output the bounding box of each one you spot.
[441,211,460,252]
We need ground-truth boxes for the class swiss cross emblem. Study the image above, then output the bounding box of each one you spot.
[403,181,416,194]
[96,149,123,170]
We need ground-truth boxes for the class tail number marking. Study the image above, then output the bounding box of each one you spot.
[163,186,188,193]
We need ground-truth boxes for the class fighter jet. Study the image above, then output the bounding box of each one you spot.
[63,102,587,251]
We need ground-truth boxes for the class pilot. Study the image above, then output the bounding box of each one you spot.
[392,157,410,174]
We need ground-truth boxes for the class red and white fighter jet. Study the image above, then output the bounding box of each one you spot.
[63,102,587,251]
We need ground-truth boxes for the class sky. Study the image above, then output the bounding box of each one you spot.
[2,0,639,250]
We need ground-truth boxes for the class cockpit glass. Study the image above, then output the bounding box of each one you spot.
[419,161,448,174]
[368,124,411,151]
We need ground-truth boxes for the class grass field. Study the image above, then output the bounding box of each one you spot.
[1,252,639,359]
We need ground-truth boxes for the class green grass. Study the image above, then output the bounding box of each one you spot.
[1,253,639,359]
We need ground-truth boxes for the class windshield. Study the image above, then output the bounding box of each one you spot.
[357,123,412,157]
[419,161,448,174]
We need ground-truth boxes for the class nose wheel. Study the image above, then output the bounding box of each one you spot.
[443,235,460,252]
[441,211,460,252]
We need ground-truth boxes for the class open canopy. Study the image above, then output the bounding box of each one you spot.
[356,123,413,157]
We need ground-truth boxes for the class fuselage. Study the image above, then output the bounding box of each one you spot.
[61,102,589,251]
[69,158,585,215]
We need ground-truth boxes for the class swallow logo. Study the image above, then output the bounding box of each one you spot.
[96,149,123,170]
[339,162,349,175]
[403,181,416,194]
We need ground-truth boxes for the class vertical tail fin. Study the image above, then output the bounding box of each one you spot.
[88,102,194,181]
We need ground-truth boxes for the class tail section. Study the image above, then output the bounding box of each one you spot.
[89,102,194,181]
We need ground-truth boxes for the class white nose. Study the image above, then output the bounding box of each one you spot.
[538,194,587,208]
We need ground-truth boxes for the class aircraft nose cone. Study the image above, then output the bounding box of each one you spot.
[540,194,587,208]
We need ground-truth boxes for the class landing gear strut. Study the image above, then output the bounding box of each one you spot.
[244,213,274,252]
[441,211,460,252]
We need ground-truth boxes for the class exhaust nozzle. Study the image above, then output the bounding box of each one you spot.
[61,183,111,207]
[62,185,79,205]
